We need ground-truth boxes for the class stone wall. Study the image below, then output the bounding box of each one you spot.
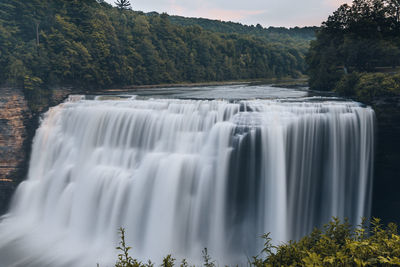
[0,88,31,213]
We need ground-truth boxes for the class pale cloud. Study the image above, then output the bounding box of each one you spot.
[105,0,355,27]
[326,0,353,8]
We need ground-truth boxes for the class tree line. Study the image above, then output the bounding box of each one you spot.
[167,15,317,42]
[0,0,313,98]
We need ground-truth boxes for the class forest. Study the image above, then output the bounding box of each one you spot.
[0,0,314,101]
[307,0,400,100]
[167,15,317,42]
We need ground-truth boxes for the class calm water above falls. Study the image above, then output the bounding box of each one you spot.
[0,85,374,266]
[109,83,309,99]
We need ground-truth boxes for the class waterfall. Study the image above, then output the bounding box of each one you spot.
[0,97,375,266]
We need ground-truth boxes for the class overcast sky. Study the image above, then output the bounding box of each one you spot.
[105,0,352,27]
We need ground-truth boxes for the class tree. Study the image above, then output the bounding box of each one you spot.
[115,0,131,10]
[0,0,310,91]
[307,0,400,91]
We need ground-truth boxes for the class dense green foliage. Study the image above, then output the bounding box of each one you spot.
[167,16,315,66]
[114,218,400,266]
[0,0,311,95]
[254,218,400,266]
[335,72,400,103]
[307,0,400,91]
[168,15,317,43]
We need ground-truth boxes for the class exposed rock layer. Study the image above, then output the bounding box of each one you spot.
[0,87,71,213]
[0,88,31,213]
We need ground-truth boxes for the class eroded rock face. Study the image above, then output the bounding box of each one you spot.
[0,87,72,213]
[0,88,31,213]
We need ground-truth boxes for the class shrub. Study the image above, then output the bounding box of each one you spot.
[334,72,360,96]
[114,227,194,267]
[334,72,400,103]
[114,218,400,266]
[356,73,400,103]
[254,218,400,266]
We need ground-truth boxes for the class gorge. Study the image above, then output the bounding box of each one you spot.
[0,86,375,266]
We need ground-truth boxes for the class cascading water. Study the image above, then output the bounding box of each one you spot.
[0,96,374,266]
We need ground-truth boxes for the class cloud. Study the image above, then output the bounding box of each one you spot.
[326,0,353,8]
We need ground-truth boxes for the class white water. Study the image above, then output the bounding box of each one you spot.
[0,97,374,266]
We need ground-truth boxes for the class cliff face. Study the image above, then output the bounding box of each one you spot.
[372,96,400,224]
[0,87,71,213]
[0,88,31,213]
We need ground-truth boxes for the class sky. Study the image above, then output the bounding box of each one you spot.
[106,0,353,27]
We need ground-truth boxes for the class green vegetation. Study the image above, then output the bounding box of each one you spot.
[114,218,400,266]
[254,218,400,266]
[114,227,215,267]
[335,72,400,103]
[307,0,400,92]
[168,15,317,44]
[0,0,312,106]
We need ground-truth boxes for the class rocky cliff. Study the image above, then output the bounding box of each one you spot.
[0,88,31,213]
[0,87,71,213]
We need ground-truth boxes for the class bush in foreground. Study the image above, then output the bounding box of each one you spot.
[114,227,215,267]
[254,218,400,266]
[115,218,400,266]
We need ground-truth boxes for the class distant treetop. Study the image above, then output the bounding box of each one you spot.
[115,0,131,10]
